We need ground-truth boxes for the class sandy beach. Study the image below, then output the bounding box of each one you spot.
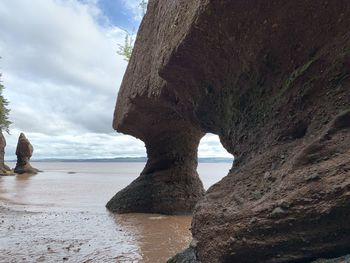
[0,162,230,262]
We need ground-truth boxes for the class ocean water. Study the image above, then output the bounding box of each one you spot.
[0,162,231,263]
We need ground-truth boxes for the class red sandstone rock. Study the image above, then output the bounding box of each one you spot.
[14,133,40,174]
[106,125,205,214]
[111,0,350,261]
[0,130,13,175]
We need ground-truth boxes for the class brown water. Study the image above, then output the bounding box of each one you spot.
[0,162,231,263]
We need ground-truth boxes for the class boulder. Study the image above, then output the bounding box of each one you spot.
[111,0,350,261]
[14,133,40,174]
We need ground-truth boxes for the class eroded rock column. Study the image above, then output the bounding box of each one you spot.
[110,0,350,261]
[14,133,40,174]
[106,127,205,215]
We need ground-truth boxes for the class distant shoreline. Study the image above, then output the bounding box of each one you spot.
[5,157,234,163]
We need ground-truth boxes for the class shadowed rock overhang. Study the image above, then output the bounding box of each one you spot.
[109,0,350,261]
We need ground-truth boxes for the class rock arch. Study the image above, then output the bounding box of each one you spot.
[106,123,205,214]
[108,0,350,262]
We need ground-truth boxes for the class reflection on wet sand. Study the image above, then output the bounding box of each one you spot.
[0,162,203,262]
[0,162,230,262]
[114,214,192,262]
[15,173,35,181]
[14,173,34,200]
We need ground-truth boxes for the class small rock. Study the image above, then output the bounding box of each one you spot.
[271,162,277,170]
[264,171,277,182]
[37,256,45,262]
[264,171,271,179]
[307,173,321,182]
[271,207,287,218]
[277,200,290,209]
[229,237,236,243]
[250,217,258,224]
[190,238,198,248]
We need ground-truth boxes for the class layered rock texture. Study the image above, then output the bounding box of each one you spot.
[0,131,13,175]
[111,0,350,261]
[14,133,39,174]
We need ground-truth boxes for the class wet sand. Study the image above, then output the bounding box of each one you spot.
[0,162,230,262]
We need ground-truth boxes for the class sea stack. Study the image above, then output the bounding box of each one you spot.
[0,131,13,175]
[110,0,350,262]
[14,133,39,174]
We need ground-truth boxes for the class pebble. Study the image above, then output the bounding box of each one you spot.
[277,200,290,209]
[307,173,321,182]
[250,217,258,224]
[190,238,198,248]
[229,237,236,243]
[264,171,271,179]
[271,207,287,217]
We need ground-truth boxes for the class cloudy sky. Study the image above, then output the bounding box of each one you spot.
[0,0,232,160]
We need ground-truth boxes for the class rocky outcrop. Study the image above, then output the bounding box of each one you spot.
[14,133,39,174]
[107,125,205,214]
[0,130,13,175]
[111,0,350,261]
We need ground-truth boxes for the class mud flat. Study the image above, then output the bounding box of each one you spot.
[0,161,230,262]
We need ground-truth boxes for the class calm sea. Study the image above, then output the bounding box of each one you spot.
[0,162,231,263]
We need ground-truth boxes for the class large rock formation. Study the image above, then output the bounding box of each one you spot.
[14,133,39,174]
[106,124,205,214]
[111,0,350,261]
[0,131,13,175]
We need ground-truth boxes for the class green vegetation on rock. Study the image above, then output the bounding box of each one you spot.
[117,32,134,62]
[117,1,148,61]
[279,57,317,97]
[0,68,11,134]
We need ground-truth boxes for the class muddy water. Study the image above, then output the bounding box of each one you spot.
[0,162,231,263]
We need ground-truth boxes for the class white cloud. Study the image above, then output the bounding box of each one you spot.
[0,0,133,159]
[0,0,231,160]
[121,0,148,22]
[4,131,231,160]
[5,128,145,160]
[198,134,232,158]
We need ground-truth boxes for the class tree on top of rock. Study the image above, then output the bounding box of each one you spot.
[117,0,148,62]
[140,0,147,16]
[117,32,134,62]
[0,66,11,134]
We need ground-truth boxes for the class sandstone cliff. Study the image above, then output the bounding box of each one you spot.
[110,0,350,261]
[0,130,13,175]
